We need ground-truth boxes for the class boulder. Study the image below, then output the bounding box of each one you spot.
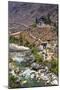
[51,79,58,85]
[31,63,40,70]
[9,43,30,52]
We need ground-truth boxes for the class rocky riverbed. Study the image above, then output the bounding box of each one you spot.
[9,44,58,88]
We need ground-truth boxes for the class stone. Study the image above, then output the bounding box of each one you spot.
[10,70,16,77]
[31,63,40,70]
[9,43,30,52]
[21,80,27,85]
[31,74,35,79]
[21,68,36,79]
[45,66,49,72]
[51,79,58,85]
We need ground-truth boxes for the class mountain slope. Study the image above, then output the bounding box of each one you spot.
[8,1,58,28]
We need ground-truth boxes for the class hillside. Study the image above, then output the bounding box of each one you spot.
[8,1,58,33]
[10,25,57,47]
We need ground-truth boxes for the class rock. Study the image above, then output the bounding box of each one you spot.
[10,47,35,66]
[25,51,32,56]
[45,66,49,71]
[31,63,40,70]
[51,74,57,80]
[35,72,40,79]
[24,54,35,65]
[9,63,15,70]
[21,68,36,79]
[31,74,35,79]
[9,43,30,52]
[9,43,58,86]
[38,69,46,74]
[38,69,41,74]
[21,80,27,85]
[41,74,49,81]
[38,45,43,51]
[14,67,20,74]
[15,56,24,63]
[51,79,58,85]
[10,70,16,77]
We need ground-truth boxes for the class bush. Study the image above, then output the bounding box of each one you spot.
[32,22,37,27]
[31,47,43,63]
[49,58,58,76]
[41,14,51,25]
[9,36,18,44]
[43,58,58,76]
[31,47,38,54]
[9,74,20,88]
[34,53,43,63]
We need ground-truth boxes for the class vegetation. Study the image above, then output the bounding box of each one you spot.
[41,14,51,25]
[9,74,20,88]
[9,4,58,88]
[49,58,58,76]
[9,29,58,76]
[9,36,18,44]
[31,47,43,63]
[43,58,58,76]
[32,22,37,27]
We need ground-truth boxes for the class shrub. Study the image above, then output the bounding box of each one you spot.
[32,22,37,27]
[31,47,38,54]
[41,14,51,25]
[31,47,43,63]
[43,58,58,76]
[9,36,18,44]
[34,53,43,63]
[49,58,58,76]
[9,74,20,88]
